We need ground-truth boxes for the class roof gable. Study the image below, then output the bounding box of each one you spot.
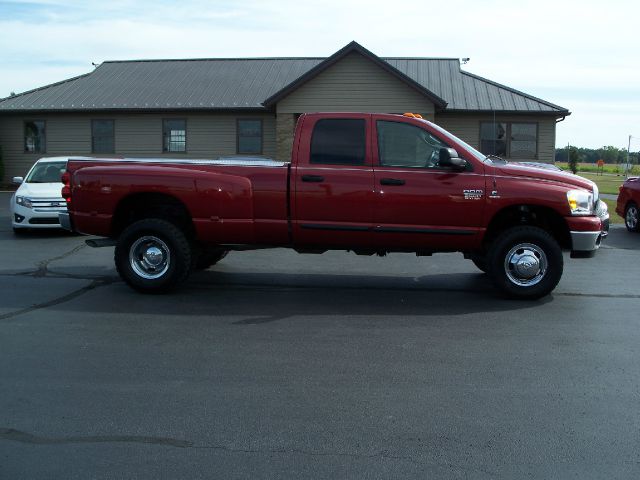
[262,41,447,109]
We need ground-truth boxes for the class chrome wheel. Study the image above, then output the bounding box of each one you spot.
[504,243,548,287]
[129,235,171,280]
[626,205,638,230]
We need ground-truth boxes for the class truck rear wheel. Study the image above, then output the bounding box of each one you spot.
[487,226,563,299]
[115,218,193,293]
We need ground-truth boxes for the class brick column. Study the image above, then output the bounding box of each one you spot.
[276,113,296,161]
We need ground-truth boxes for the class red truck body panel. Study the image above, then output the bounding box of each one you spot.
[67,162,290,244]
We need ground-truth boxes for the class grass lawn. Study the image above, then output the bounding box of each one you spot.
[602,198,623,224]
[576,172,626,195]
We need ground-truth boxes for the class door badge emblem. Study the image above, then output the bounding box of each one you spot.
[463,189,483,200]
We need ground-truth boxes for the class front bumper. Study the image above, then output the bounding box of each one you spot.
[567,202,610,258]
[569,224,608,259]
[58,212,73,232]
[570,230,603,252]
[11,203,66,229]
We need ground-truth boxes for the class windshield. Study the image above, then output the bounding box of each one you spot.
[427,122,487,162]
[25,161,67,183]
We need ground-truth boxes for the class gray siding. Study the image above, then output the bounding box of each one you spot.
[434,113,556,162]
[0,112,276,181]
[277,52,435,118]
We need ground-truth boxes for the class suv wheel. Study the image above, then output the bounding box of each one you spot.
[115,218,193,293]
[624,202,639,232]
[487,226,563,299]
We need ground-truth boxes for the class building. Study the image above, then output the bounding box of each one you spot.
[0,42,569,181]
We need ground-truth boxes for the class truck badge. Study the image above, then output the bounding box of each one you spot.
[463,189,483,200]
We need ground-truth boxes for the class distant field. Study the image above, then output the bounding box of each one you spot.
[555,162,638,175]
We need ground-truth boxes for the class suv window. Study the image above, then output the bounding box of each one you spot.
[310,119,366,165]
[377,121,449,168]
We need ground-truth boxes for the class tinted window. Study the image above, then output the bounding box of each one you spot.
[310,119,365,165]
[237,119,263,154]
[163,119,186,152]
[480,122,537,159]
[92,120,115,154]
[480,122,507,157]
[510,123,537,158]
[377,121,448,168]
[24,120,46,153]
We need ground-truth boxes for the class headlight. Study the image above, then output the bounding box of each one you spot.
[566,189,594,215]
[15,196,33,208]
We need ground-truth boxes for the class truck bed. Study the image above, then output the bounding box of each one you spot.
[65,156,291,245]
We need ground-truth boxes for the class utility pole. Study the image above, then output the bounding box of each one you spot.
[626,135,632,178]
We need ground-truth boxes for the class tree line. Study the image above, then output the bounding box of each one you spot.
[555,146,639,165]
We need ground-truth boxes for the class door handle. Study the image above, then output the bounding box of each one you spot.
[380,178,405,186]
[301,175,325,182]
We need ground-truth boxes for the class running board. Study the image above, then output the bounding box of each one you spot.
[85,238,117,248]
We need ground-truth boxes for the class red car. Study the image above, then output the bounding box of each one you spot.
[617,177,640,232]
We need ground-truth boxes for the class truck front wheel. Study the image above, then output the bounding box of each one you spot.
[115,218,193,293]
[486,226,563,299]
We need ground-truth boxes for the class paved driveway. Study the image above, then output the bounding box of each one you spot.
[0,192,639,479]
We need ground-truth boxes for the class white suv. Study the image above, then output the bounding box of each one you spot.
[10,157,68,233]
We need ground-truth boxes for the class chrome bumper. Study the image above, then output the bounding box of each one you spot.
[58,212,73,232]
[570,230,604,258]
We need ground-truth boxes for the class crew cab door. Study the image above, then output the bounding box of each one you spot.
[371,117,486,250]
[292,114,375,247]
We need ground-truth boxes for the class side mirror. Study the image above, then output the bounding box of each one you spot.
[12,176,24,185]
[439,148,467,171]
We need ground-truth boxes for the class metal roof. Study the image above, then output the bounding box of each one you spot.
[0,44,568,115]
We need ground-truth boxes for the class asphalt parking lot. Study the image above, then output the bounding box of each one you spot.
[1,192,639,479]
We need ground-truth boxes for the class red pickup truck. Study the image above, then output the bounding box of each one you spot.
[60,113,608,299]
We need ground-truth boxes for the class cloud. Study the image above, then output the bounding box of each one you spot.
[0,0,638,148]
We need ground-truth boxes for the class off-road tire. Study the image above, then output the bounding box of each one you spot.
[487,226,563,300]
[115,218,193,293]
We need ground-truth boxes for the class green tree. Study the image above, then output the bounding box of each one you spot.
[568,146,580,174]
[598,146,623,164]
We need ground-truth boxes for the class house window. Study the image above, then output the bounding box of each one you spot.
[92,120,115,153]
[480,122,537,159]
[510,123,538,158]
[24,120,46,153]
[310,119,366,165]
[237,119,263,154]
[163,119,186,152]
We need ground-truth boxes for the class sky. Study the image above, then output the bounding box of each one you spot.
[0,0,638,151]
